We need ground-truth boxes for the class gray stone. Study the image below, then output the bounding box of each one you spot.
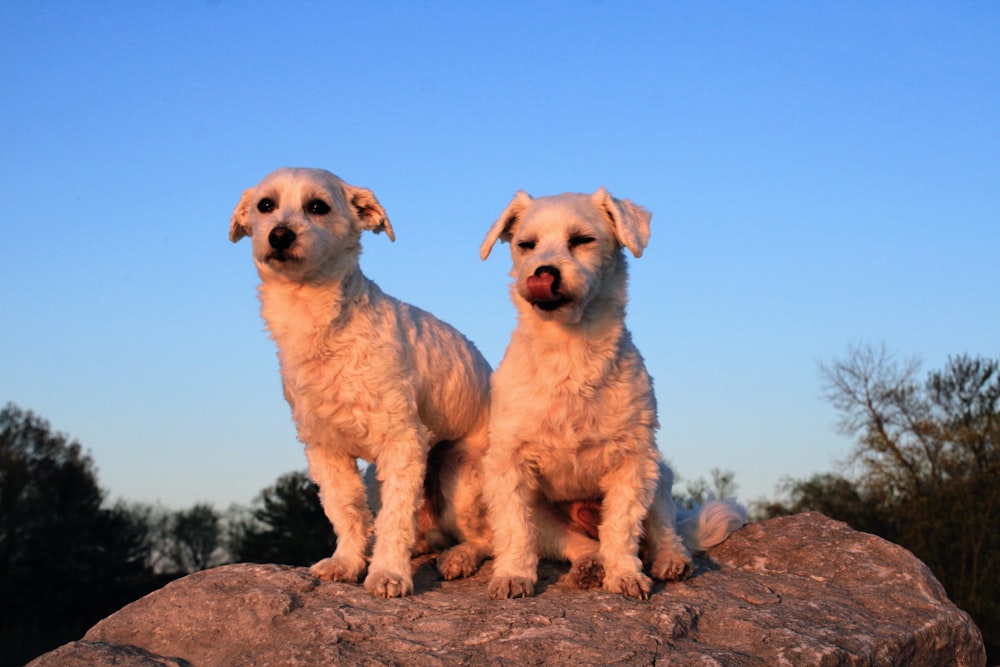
[29,513,986,666]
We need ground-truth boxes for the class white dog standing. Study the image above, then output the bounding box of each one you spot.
[230,167,492,597]
[480,189,745,600]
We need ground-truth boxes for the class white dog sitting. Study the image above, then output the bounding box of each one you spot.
[480,188,745,600]
[230,167,492,597]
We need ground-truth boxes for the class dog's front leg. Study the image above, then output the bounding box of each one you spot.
[598,452,658,599]
[483,453,539,599]
[306,447,372,584]
[365,449,426,597]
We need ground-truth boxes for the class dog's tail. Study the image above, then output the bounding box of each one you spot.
[677,499,747,554]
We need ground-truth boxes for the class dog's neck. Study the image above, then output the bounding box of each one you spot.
[257,267,373,354]
[519,301,627,347]
[509,305,636,396]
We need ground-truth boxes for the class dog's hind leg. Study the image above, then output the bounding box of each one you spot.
[437,525,491,580]
[535,502,604,589]
[645,498,694,581]
[306,447,373,584]
[435,447,492,580]
[645,462,694,581]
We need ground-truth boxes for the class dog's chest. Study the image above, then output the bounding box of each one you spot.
[524,438,615,500]
[497,335,654,432]
[494,332,657,497]
[263,283,385,388]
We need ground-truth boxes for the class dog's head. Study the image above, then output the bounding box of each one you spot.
[229,167,393,283]
[480,188,651,325]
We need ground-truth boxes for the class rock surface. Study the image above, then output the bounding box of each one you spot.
[30,513,986,666]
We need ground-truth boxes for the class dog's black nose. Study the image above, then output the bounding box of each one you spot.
[268,226,296,250]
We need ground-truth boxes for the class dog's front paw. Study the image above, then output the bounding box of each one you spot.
[604,571,653,600]
[437,543,486,580]
[488,575,535,599]
[567,556,604,589]
[364,569,413,598]
[650,552,693,582]
[310,556,365,583]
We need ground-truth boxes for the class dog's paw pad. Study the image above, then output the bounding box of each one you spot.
[310,557,364,583]
[364,570,413,598]
[604,572,652,600]
[568,556,604,589]
[651,554,693,582]
[437,544,484,580]
[488,576,535,599]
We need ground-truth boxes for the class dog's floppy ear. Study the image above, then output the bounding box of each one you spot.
[592,187,652,258]
[480,190,533,260]
[344,184,395,242]
[229,188,255,243]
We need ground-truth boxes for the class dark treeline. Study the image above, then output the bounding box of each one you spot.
[0,404,332,667]
[2,346,997,664]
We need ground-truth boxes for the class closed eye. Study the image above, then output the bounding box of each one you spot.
[569,235,596,248]
[306,199,331,215]
[517,240,536,251]
[257,198,276,213]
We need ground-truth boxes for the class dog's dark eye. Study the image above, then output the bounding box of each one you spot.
[306,199,331,215]
[569,235,595,248]
[517,240,536,251]
[257,198,276,213]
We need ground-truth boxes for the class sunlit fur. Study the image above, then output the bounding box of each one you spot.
[480,189,746,600]
[231,167,492,598]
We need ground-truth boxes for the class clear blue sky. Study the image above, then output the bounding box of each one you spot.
[2,2,997,511]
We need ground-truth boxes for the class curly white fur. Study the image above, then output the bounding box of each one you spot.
[480,189,745,600]
[231,167,492,597]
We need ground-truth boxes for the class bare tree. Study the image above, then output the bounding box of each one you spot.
[818,344,999,651]
[820,342,928,498]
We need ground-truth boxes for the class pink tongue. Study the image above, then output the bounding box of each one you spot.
[526,272,557,301]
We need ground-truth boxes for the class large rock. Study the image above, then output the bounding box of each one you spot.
[30,513,986,666]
